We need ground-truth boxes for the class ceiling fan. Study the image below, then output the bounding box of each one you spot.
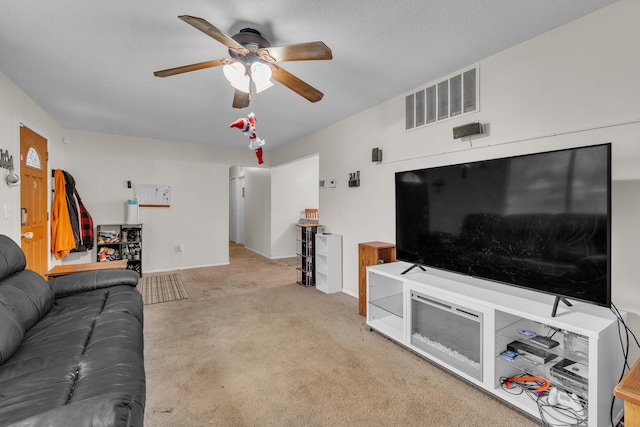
[153,15,333,108]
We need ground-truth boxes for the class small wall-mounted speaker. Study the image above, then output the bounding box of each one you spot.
[372,148,382,163]
[453,122,483,139]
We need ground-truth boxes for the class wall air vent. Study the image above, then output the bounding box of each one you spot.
[405,65,478,131]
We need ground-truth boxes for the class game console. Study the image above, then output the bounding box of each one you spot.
[549,358,588,398]
[530,335,559,349]
[506,340,555,365]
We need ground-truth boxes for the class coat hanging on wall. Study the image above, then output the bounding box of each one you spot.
[73,186,94,251]
[51,169,94,259]
[51,170,76,259]
[61,170,94,252]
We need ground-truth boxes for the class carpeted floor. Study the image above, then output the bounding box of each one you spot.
[142,242,538,426]
[137,273,189,305]
[273,256,298,269]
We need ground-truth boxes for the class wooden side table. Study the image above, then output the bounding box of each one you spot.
[615,357,640,427]
[45,259,129,279]
[358,241,396,316]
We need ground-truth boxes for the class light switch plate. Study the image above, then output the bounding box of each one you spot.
[3,203,12,219]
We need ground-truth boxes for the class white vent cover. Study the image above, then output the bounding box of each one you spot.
[406,66,478,131]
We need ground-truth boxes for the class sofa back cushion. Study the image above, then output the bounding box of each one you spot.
[0,235,27,281]
[1,269,54,327]
[0,269,54,364]
[0,304,24,364]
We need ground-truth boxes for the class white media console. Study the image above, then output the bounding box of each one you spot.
[366,261,625,426]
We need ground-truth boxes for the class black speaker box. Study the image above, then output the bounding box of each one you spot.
[453,122,483,139]
[372,148,382,162]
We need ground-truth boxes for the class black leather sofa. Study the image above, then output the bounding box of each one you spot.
[0,235,145,426]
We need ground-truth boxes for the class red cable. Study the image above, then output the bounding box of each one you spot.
[504,376,550,393]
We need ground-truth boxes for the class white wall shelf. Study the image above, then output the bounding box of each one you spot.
[315,233,342,294]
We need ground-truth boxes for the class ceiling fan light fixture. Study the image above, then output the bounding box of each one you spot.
[154,16,332,107]
[251,62,273,93]
[231,75,251,93]
[254,80,274,93]
[223,62,250,93]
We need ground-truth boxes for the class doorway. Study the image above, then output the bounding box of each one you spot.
[229,175,245,244]
[20,126,48,277]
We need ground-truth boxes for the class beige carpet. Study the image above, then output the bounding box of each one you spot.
[274,256,298,269]
[143,242,538,426]
[137,273,188,305]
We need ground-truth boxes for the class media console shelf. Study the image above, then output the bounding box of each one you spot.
[366,261,625,426]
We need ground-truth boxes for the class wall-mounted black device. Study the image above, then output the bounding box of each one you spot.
[453,122,483,139]
[348,171,360,187]
[372,148,382,163]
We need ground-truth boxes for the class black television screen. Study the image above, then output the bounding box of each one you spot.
[395,143,611,307]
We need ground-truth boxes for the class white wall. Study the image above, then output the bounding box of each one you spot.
[271,0,640,361]
[0,71,66,248]
[61,129,256,272]
[1,59,308,270]
[270,155,319,258]
[1,68,267,272]
[244,167,271,257]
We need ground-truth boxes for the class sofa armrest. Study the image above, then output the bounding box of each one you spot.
[49,270,140,297]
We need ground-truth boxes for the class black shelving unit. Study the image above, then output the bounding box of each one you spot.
[296,224,319,287]
[96,224,142,276]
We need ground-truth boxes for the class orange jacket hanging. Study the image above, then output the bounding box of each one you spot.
[51,169,76,259]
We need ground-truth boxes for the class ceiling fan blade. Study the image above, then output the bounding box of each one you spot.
[258,41,332,62]
[271,66,324,103]
[178,15,249,56]
[153,59,227,77]
[232,90,251,109]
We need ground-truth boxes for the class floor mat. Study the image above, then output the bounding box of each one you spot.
[137,273,188,305]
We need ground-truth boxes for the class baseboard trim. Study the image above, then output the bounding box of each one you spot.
[341,288,357,299]
[143,262,229,274]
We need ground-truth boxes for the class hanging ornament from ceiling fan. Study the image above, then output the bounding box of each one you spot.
[229,113,265,164]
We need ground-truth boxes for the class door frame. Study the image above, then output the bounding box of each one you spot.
[229,174,245,245]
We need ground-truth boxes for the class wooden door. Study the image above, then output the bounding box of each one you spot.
[20,126,48,277]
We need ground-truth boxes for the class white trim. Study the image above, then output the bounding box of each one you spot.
[143,261,230,274]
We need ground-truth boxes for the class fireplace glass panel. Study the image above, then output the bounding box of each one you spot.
[411,291,482,380]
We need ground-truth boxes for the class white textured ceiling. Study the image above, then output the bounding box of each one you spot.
[0,1,617,151]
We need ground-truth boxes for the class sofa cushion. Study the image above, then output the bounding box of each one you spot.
[0,270,54,363]
[0,304,23,364]
[50,269,140,297]
[0,270,54,329]
[0,284,145,426]
[0,235,27,281]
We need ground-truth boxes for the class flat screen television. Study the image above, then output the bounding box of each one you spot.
[395,143,611,310]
